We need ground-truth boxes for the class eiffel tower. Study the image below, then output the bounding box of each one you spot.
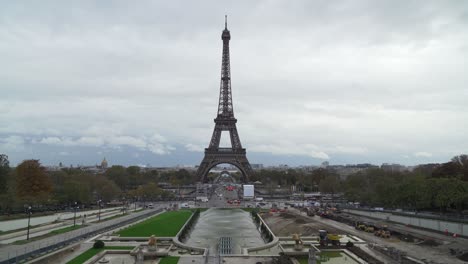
[196,17,253,183]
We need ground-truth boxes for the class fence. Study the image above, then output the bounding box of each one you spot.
[0,208,162,264]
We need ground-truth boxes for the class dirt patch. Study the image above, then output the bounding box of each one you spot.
[393,232,416,243]
[279,212,295,219]
[418,239,441,247]
[262,211,341,236]
[457,252,468,261]
[295,218,306,224]
[347,246,384,264]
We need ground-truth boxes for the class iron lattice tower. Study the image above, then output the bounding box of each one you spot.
[196,17,253,183]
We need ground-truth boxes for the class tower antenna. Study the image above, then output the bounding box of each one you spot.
[225,15,227,29]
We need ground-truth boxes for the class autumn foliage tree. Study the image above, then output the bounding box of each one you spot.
[16,160,53,204]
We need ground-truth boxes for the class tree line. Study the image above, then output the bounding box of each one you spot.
[343,155,468,213]
[1,153,467,214]
[250,155,468,213]
[0,154,194,214]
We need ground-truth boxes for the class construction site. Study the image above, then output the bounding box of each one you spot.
[261,205,468,264]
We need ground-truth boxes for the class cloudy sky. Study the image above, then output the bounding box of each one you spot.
[1,1,467,167]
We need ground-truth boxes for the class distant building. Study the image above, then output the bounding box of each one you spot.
[251,163,264,170]
[101,157,108,169]
[381,163,407,172]
[328,163,379,180]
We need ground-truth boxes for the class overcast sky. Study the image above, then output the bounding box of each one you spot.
[1,1,467,167]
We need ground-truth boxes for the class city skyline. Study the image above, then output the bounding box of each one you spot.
[1,1,468,166]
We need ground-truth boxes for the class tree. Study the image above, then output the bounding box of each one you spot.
[93,176,121,201]
[16,160,53,204]
[105,165,129,190]
[129,182,162,200]
[318,174,341,201]
[0,154,14,213]
[63,179,91,204]
[432,154,468,181]
[0,154,10,193]
[127,166,141,176]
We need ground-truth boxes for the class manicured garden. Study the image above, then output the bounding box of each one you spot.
[117,210,192,237]
[66,246,135,264]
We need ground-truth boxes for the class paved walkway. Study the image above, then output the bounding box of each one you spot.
[0,206,164,263]
[0,208,138,244]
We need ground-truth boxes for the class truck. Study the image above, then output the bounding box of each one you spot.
[306,208,315,216]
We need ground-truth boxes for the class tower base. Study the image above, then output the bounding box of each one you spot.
[196,148,253,183]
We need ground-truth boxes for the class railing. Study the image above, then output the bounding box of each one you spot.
[205,148,246,154]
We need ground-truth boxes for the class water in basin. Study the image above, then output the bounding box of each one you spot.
[184,208,265,254]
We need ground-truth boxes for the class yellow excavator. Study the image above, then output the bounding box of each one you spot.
[374,225,391,238]
[318,230,342,246]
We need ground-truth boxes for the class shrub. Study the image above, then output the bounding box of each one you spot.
[93,240,105,249]
[346,241,354,247]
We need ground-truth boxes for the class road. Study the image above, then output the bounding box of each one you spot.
[205,184,240,208]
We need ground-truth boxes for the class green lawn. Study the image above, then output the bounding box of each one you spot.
[66,246,134,264]
[117,210,192,237]
[159,256,180,264]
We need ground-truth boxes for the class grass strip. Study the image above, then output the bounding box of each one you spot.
[50,225,82,235]
[13,225,83,245]
[66,246,134,264]
[117,210,192,237]
[159,256,180,264]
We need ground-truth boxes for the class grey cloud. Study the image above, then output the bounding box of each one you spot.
[1,1,467,165]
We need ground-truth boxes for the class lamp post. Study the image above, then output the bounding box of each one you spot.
[26,206,32,240]
[73,202,77,227]
[98,200,102,221]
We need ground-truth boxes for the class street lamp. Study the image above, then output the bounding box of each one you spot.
[73,202,77,227]
[26,206,32,240]
[97,200,102,221]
